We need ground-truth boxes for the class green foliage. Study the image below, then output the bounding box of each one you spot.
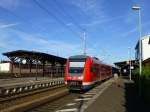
[132,68,139,85]
[132,66,150,101]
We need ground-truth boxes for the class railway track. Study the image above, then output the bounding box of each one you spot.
[0,78,64,97]
[0,84,65,103]
[0,85,68,112]
[0,78,114,112]
[28,78,114,112]
[28,93,81,112]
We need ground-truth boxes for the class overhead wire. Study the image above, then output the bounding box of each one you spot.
[49,0,93,53]
[52,0,85,32]
[46,0,89,53]
[0,0,92,55]
[33,0,82,39]
[50,0,93,54]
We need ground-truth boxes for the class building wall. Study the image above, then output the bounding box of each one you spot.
[135,35,150,61]
[142,37,150,60]
[0,62,64,74]
[0,63,10,72]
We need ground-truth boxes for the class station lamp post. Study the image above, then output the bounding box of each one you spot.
[128,47,132,81]
[132,6,142,96]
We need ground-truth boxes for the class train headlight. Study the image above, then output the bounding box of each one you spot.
[65,81,67,84]
[78,76,83,80]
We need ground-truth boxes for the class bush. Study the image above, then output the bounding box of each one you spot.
[132,66,150,101]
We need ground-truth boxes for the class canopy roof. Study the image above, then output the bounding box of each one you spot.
[114,60,137,68]
[3,50,67,64]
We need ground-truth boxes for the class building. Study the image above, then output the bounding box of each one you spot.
[0,50,66,78]
[0,61,11,73]
[143,58,150,66]
[0,61,45,73]
[135,35,150,61]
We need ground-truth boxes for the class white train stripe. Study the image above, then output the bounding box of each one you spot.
[86,91,97,94]
[75,98,91,101]
[81,94,93,97]
[56,108,78,112]
[66,103,76,106]
[84,92,96,95]
[82,82,94,85]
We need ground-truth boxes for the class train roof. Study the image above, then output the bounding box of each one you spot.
[68,55,112,67]
[69,55,87,59]
[69,55,101,62]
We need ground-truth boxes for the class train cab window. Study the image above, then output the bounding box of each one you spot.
[68,60,85,75]
[69,67,84,74]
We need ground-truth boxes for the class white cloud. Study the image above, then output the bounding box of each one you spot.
[121,27,137,38]
[81,16,124,27]
[0,28,83,57]
[24,36,82,57]
[120,20,150,38]
[0,23,18,29]
[66,23,73,26]
[70,0,105,20]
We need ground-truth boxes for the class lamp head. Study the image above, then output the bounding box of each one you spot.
[132,6,141,10]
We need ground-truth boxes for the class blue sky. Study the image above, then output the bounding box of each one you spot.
[0,0,150,64]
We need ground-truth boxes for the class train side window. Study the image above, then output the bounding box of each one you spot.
[90,66,94,72]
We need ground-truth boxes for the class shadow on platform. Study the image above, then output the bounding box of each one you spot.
[124,81,149,112]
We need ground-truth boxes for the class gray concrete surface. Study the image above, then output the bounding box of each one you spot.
[0,77,63,88]
[85,78,149,112]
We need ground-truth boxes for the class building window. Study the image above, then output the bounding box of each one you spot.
[148,37,150,44]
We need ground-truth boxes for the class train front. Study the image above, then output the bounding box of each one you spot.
[64,55,91,90]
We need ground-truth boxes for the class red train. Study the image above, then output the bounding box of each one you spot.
[64,55,112,90]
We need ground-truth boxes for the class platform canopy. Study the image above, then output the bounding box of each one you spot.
[114,60,138,68]
[114,60,138,76]
[3,50,67,65]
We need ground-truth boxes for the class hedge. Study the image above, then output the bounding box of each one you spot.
[132,66,150,101]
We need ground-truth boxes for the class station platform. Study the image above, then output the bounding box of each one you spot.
[85,78,149,112]
[0,77,64,96]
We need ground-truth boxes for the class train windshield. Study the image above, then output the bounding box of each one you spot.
[69,59,85,75]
